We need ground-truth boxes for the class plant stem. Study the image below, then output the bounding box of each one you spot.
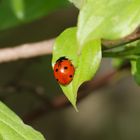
[103,51,139,60]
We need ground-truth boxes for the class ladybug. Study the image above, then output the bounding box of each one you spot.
[53,57,75,85]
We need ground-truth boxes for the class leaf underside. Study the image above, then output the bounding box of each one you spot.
[78,0,140,45]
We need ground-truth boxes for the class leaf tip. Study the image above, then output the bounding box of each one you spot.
[73,104,79,112]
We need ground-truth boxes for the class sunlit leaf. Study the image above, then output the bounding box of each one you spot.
[78,0,140,45]
[52,27,101,109]
[0,101,45,140]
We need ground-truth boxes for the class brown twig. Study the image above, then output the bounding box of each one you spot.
[0,39,54,63]
[102,27,140,49]
[0,28,140,63]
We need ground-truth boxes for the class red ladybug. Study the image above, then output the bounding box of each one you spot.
[53,57,75,85]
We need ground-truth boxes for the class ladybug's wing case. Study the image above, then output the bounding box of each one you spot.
[53,58,75,85]
[53,63,60,81]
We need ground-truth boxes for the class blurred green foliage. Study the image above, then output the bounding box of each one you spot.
[0,0,68,30]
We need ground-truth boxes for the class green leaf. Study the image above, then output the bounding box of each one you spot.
[69,0,87,9]
[103,39,140,60]
[52,27,101,109]
[77,0,140,45]
[10,0,24,20]
[131,59,140,85]
[0,101,45,140]
[0,0,67,30]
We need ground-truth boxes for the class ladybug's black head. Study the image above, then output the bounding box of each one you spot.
[56,56,68,63]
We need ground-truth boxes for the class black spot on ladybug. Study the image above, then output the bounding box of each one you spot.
[56,79,58,81]
[69,75,73,78]
[55,69,58,72]
[64,66,68,70]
